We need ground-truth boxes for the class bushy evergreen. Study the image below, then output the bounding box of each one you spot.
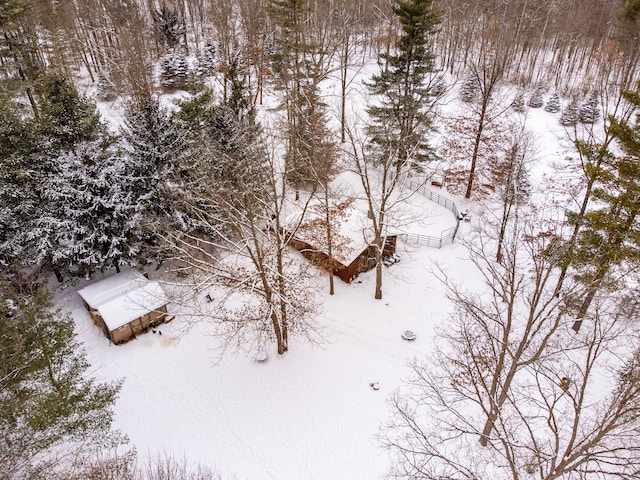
[528,85,544,108]
[120,90,187,253]
[560,97,579,126]
[195,41,218,78]
[153,4,185,50]
[36,72,102,151]
[1,74,114,280]
[579,91,600,124]
[0,288,128,478]
[459,74,479,103]
[41,139,139,276]
[568,82,640,330]
[160,48,190,90]
[545,92,561,113]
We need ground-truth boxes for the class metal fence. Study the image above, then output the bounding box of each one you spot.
[402,180,461,248]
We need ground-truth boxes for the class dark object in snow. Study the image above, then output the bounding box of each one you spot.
[383,253,400,267]
[158,331,162,335]
[559,377,571,391]
[402,330,416,341]
[205,294,213,303]
[152,329,157,334]
[370,382,380,391]
[457,210,472,222]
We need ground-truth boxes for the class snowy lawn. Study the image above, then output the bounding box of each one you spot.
[55,226,479,479]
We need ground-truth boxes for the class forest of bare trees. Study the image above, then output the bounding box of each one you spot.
[2,0,638,102]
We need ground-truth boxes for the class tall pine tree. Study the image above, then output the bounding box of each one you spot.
[366,0,441,174]
[571,81,640,331]
[120,89,187,255]
[0,288,129,478]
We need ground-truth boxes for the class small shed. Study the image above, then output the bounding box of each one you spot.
[78,270,168,344]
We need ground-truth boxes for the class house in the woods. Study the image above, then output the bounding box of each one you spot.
[78,270,168,344]
[288,233,397,284]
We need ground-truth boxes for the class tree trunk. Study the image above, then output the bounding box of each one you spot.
[374,243,383,299]
[340,38,349,144]
[465,100,488,199]
[572,267,607,332]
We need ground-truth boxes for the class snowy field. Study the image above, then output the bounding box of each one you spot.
[57,235,474,480]
[56,59,595,479]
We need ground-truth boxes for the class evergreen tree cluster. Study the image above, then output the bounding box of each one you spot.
[0,60,263,285]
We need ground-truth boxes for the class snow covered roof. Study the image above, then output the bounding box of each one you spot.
[78,270,168,331]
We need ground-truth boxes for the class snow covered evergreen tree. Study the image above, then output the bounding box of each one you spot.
[2,73,110,281]
[528,85,544,108]
[36,72,102,151]
[161,48,191,91]
[545,91,561,113]
[561,97,579,126]
[0,288,129,479]
[511,92,525,112]
[0,93,41,272]
[579,91,600,124]
[96,71,116,101]
[570,82,640,331]
[153,4,185,50]
[120,90,187,255]
[459,74,479,102]
[42,139,140,276]
[366,0,442,173]
[195,41,217,78]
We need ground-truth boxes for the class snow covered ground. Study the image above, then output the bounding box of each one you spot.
[55,56,605,479]
[56,235,473,480]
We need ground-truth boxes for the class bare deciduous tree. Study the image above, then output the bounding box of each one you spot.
[381,212,640,480]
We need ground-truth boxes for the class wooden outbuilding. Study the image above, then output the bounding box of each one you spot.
[78,270,168,344]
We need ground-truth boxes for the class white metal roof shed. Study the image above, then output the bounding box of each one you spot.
[78,270,168,331]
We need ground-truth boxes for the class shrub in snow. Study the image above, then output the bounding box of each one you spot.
[528,86,544,108]
[560,98,579,126]
[579,92,600,124]
[512,92,526,112]
[459,74,479,102]
[545,92,561,113]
